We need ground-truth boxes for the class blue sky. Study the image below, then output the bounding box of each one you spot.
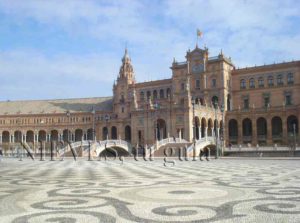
[0,0,299,101]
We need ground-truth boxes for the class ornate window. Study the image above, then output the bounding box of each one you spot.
[240,79,246,89]
[277,74,283,85]
[249,78,255,88]
[287,73,294,84]
[268,76,273,86]
[258,77,264,87]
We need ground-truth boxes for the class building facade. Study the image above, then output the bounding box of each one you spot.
[0,45,299,152]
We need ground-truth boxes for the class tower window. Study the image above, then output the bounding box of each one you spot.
[212,79,217,87]
[196,79,200,89]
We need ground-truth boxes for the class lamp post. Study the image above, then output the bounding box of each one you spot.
[105,114,109,140]
[92,107,96,142]
[220,104,225,156]
[293,123,297,150]
[66,110,70,142]
[191,97,196,160]
[214,102,219,159]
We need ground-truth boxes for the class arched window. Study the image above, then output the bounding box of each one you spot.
[212,79,217,87]
[258,77,264,87]
[240,79,246,89]
[268,76,274,86]
[249,78,255,88]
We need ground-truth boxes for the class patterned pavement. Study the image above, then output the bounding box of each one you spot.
[0,157,299,222]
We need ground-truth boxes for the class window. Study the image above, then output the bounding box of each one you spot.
[264,97,270,108]
[244,98,249,109]
[258,77,264,87]
[140,91,144,101]
[212,79,217,87]
[285,94,292,105]
[181,83,185,91]
[240,79,246,89]
[121,107,124,113]
[249,78,255,88]
[287,73,294,84]
[268,76,273,86]
[277,74,283,85]
[153,90,158,99]
[196,79,200,89]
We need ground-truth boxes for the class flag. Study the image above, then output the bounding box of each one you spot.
[197,29,203,37]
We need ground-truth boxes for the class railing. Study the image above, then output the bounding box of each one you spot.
[187,136,216,152]
[225,146,300,152]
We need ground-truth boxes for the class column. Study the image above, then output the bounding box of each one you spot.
[212,128,215,137]
[0,135,2,144]
[217,127,220,139]
[23,134,27,142]
[266,118,272,145]
[48,134,51,142]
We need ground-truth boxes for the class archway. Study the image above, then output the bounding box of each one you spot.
[228,119,238,144]
[2,131,10,143]
[38,130,46,142]
[125,125,131,142]
[75,129,83,141]
[63,129,71,142]
[272,116,282,137]
[87,128,93,140]
[111,126,118,139]
[26,130,34,143]
[257,117,267,143]
[287,115,298,136]
[102,127,108,140]
[14,130,22,143]
[242,118,252,143]
[50,130,59,141]
[157,119,167,140]
[201,118,206,138]
[208,119,213,137]
[195,117,200,140]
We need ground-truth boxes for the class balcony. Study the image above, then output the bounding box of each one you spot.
[257,135,267,141]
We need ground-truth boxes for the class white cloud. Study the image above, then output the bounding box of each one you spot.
[0,0,299,100]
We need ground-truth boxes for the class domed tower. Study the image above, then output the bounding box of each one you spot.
[118,48,135,84]
[113,48,136,118]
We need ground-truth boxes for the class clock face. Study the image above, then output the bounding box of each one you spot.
[192,64,204,73]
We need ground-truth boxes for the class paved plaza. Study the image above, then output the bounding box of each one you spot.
[0,157,299,222]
